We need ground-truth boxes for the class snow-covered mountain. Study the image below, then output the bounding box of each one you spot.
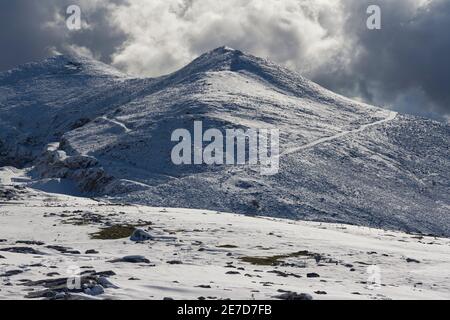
[0,47,449,236]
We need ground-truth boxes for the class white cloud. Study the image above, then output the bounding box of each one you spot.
[108,0,349,77]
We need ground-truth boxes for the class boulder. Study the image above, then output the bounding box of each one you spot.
[274,292,313,300]
[109,255,150,264]
[84,285,104,296]
[130,229,153,242]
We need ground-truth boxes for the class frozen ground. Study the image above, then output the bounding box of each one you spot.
[1,170,449,300]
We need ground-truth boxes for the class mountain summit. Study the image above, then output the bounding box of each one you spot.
[0,47,449,236]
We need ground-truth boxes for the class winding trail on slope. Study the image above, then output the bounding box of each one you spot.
[100,116,131,133]
[281,111,398,157]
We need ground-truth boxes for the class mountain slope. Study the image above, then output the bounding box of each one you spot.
[0,47,449,236]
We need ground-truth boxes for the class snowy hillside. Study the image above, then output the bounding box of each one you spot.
[1,172,449,300]
[0,47,449,237]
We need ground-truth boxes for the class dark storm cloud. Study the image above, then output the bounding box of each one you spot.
[312,0,450,121]
[0,0,58,70]
[0,0,126,70]
[0,0,449,121]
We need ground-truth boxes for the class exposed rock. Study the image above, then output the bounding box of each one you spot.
[0,247,45,255]
[94,270,116,277]
[130,229,153,242]
[307,272,320,278]
[225,271,240,275]
[46,245,80,254]
[84,285,104,296]
[26,289,58,299]
[85,249,99,254]
[267,270,301,278]
[98,277,119,289]
[46,272,60,277]
[35,144,113,193]
[314,291,327,295]
[0,269,24,277]
[274,292,313,300]
[109,255,150,264]
[16,240,45,246]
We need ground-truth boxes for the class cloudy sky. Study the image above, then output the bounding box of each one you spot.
[1,0,449,122]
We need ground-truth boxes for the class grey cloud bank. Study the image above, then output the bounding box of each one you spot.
[0,0,449,121]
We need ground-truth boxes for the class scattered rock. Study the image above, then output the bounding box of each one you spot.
[95,270,116,277]
[85,249,99,254]
[217,244,239,248]
[314,291,327,295]
[84,285,104,296]
[46,272,60,277]
[26,289,58,299]
[344,263,354,268]
[54,292,67,300]
[0,269,24,277]
[0,247,45,255]
[307,273,320,278]
[406,258,421,263]
[130,229,153,242]
[196,285,212,289]
[167,260,183,265]
[267,270,301,278]
[0,255,5,259]
[16,240,45,246]
[225,271,241,275]
[109,255,150,264]
[29,263,45,267]
[46,245,80,254]
[274,292,313,300]
[23,270,117,300]
[98,277,119,289]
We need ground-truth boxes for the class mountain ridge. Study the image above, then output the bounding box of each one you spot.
[0,47,449,237]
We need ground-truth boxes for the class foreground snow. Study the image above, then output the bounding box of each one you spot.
[1,184,449,300]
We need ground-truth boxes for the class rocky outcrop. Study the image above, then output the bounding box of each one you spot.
[34,143,113,193]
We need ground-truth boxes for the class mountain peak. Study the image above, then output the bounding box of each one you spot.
[170,46,327,100]
[0,52,126,82]
[210,46,238,53]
